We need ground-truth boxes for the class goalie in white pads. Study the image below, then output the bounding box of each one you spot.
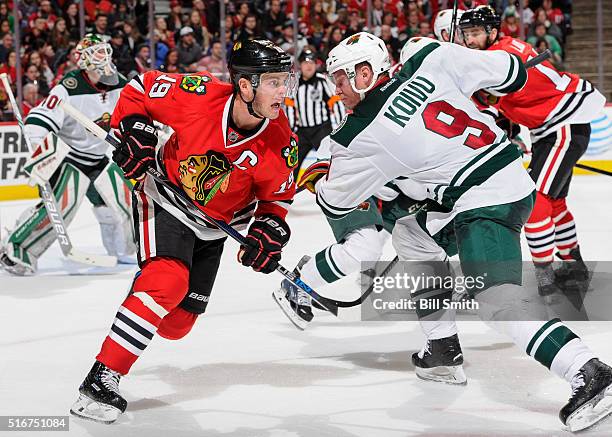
[0,34,136,275]
[314,32,612,432]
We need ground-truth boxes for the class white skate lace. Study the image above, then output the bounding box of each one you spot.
[101,368,122,394]
[418,340,432,359]
[570,372,586,397]
[297,290,311,307]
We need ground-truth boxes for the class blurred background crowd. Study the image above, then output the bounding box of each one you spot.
[0,0,574,120]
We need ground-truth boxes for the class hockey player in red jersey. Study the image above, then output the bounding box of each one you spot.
[459,6,606,296]
[70,39,299,423]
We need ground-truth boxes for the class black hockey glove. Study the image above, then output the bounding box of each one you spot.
[239,214,291,274]
[112,114,158,179]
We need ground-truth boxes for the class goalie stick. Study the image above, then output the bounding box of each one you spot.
[0,74,116,268]
[59,100,340,316]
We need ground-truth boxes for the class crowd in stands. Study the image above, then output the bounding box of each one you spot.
[0,0,574,120]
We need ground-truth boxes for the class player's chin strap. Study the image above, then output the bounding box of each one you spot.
[238,75,265,119]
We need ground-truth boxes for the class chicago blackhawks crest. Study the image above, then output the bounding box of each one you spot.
[281,137,298,168]
[179,75,211,95]
[178,151,232,206]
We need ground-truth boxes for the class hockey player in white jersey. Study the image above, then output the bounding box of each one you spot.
[433,8,465,43]
[311,33,612,432]
[0,34,136,275]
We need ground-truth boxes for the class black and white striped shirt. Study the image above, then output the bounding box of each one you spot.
[285,73,346,131]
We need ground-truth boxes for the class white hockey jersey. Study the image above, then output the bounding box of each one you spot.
[317,41,536,235]
[25,70,127,166]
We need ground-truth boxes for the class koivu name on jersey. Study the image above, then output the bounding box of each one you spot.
[382,76,436,131]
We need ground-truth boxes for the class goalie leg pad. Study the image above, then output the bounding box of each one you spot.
[4,162,89,271]
[93,161,136,257]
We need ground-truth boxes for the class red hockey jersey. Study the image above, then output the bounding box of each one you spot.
[488,37,605,140]
[111,71,298,239]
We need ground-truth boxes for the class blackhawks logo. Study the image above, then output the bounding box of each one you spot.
[178,151,232,207]
[179,75,211,95]
[281,137,298,168]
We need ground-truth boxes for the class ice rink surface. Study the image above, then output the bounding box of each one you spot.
[1,176,611,437]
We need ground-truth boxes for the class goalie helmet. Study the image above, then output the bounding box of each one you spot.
[433,8,465,42]
[399,37,439,66]
[75,34,118,85]
[326,32,391,101]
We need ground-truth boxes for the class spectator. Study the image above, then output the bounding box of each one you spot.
[534,36,563,69]
[500,6,521,39]
[0,49,17,84]
[530,8,563,44]
[167,0,184,32]
[84,0,113,21]
[52,45,79,85]
[123,20,145,56]
[522,0,535,28]
[155,17,175,49]
[401,10,421,39]
[528,22,563,59]
[233,2,251,29]
[380,11,399,38]
[370,0,385,30]
[417,21,433,38]
[91,13,110,36]
[63,2,81,41]
[277,20,307,61]
[459,0,488,9]
[192,0,209,29]
[161,48,184,73]
[542,0,564,29]
[237,13,264,41]
[308,0,329,49]
[110,29,137,77]
[0,32,12,64]
[0,19,10,36]
[263,0,286,40]
[109,1,130,29]
[380,24,401,62]
[344,10,364,38]
[197,40,224,77]
[28,0,57,31]
[49,18,71,51]
[322,26,344,59]
[134,44,150,74]
[151,30,169,70]
[176,26,202,72]
[28,51,54,88]
[187,9,210,49]
[23,64,49,97]
[0,2,13,33]
[24,18,49,51]
[22,83,40,117]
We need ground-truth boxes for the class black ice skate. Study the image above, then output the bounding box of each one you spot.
[555,246,590,292]
[272,255,313,330]
[412,334,467,385]
[534,262,559,302]
[70,361,127,424]
[560,358,612,432]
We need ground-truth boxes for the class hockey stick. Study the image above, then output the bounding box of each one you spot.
[59,100,339,316]
[0,74,116,268]
[449,0,459,43]
[575,163,612,177]
[524,49,552,68]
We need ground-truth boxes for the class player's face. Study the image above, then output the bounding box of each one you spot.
[462,26,489,50]
[254,72,291,119]
[332,70,360,110]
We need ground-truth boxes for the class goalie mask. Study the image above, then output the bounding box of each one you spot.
[326,32,391,101]
[75,34,118,86]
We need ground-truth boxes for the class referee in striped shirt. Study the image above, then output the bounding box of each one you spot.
[285,49,346,179]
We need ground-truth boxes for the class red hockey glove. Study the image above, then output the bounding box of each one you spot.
[112,115,158,179]
[297,160,330,194]
[238,214,291,274]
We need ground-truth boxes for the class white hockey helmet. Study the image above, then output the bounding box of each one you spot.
[399,37,439,66]
[326,32,391,100]
[433,8,464,42]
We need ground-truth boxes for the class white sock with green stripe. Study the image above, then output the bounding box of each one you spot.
[488,319,595,383]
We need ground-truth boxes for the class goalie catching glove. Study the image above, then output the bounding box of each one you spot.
[239,214,291,274]
[297,160,330,193]
[112,115,158,179]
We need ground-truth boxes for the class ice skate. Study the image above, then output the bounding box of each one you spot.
[412,334,467,385]
[555,246,590,292]
[560,358,612,432]
[70,361,127,424]
[273,255,313,330]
